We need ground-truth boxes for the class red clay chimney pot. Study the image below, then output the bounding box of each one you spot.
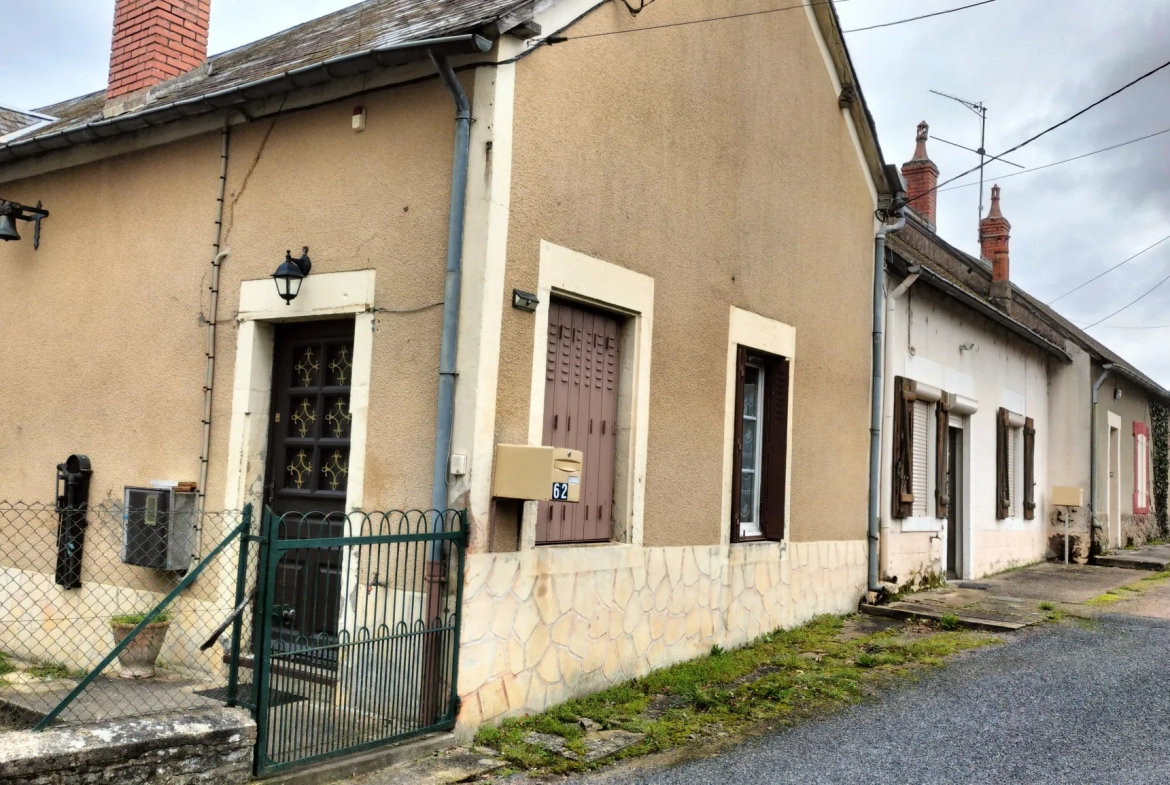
[902,121,940,228]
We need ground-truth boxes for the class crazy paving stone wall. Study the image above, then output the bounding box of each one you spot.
[456,540,866,731]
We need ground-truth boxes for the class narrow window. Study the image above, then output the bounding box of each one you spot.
[1135,422,1151,514]
[1006,425,1017,516]
[731,347,790,542]
[911,399,931,517]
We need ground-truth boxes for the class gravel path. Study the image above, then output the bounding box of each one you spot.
[576,615,1170,785]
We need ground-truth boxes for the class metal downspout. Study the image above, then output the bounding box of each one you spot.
[197,111,247,522]
[1090,364,1114,556]
[868,209,906,594]
[422,51,472,724]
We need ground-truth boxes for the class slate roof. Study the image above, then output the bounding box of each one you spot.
[0,105,51,138]
[2,0,529,162]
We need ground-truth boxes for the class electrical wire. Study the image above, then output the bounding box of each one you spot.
[906,55,1170,208]
[1082,267,1170,329]
[563,0,861,41]
[842,0,1003,33]
[1088,324,1170,330]
[938,126,1170,192]
[1046,232,1170,304]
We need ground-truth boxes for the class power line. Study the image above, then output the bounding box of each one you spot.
[939,126,1170,192]
[906,56,1170,208]
[1089,324,1170,330]
[1046,232,1170,304]
[1082,267,1170,329]
[563,0,860,41]
[842,0,1003,33]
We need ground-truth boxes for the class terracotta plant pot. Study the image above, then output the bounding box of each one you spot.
[110,620,170,679]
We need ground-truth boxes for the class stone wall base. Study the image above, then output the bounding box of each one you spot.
[0,708,255,784]
[456,539,867,734]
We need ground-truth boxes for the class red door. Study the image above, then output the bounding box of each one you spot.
[537,301,622,544]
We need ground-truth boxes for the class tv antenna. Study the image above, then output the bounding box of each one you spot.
[929,89,1024,236]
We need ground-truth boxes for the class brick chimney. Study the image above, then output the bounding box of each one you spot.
[980,184,1012,310]
[901,121,940,228]
[107,0,210,101]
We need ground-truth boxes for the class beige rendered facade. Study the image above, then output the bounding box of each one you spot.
[0,0,886,731]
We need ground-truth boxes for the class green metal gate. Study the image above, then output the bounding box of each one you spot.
[229,507,466,776]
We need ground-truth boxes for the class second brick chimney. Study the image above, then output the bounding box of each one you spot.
[980,184,1012,311]
[902,121,939,228]
[107,0,210,103]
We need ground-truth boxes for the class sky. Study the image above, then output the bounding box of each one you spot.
[2,0,1168,384]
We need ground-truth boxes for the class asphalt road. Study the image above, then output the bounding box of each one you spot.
[578,614,1170,785]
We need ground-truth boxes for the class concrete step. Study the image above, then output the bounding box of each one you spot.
[1094,551,1170,572]
[259,731,458,785]
[860,602,1030,632]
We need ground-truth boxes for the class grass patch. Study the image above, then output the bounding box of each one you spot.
[0,651,15,678]
[475,615,996,775]
[23,661,86,680]
[937,613,962,631]
[1086,571,1170,607]
[1038,601,1056,611]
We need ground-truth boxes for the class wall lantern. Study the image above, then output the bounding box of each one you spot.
[0,199,49,249]
[273,246,312,304]
[512,288,539,312]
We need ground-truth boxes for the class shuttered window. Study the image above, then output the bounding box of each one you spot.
[731,346,790,542]
[911,400,930,517]
[996,408,1032,520]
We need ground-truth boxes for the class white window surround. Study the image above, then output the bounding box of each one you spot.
[721,307,796,547]
[223,269,376,517]
[521,241,654,550]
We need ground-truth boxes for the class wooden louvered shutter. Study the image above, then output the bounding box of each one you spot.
[1023,417,1036,520]
[935,394,951,519]
[761,355,791,541]
[730,346,747,543]
[892,377,917,518]
[996,408,1010,520]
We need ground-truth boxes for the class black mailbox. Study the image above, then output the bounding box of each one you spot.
[54,455,92,590]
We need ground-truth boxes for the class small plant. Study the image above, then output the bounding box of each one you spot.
[110,609,172,626]
[709,645,725,657]
[855,652,879,668]
[938,613,962,631]
[24,660,86,680]
[0,651,15,677]
[1038,601,1056,611]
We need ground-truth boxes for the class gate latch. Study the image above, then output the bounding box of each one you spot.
[272,605,296,625]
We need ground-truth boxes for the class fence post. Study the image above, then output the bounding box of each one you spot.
[252,507,280,773]
[226,504,253,707]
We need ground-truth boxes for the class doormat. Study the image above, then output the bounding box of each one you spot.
[194,683,307,708]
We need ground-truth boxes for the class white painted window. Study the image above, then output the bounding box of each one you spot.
[1005,425,1022,518]
[912,399,931,517]
[738,360,765,538]
[1136,431,1149,511]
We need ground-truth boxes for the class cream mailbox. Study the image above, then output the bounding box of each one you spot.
[493,445,583,502]
[1051,486,1085,508]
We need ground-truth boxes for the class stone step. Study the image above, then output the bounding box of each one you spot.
[859,602,1030,632]
[1093,552,1170,572]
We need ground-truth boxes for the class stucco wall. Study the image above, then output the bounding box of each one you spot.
[496,0,876,548]
[882,283,1051,581]
[0,79,465,512]
[1092,366,1158,549]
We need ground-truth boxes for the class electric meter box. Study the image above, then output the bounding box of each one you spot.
[493,445,583,503]
[1051,486,1085,508]
[122,486,198,571]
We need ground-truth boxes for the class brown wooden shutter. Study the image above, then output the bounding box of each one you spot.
[1023,416,1036,520]
[892,377,917,518]
[730,346,747,543]
[761,355,790,541]
[935,394,951,519]
[996,407,1010,520]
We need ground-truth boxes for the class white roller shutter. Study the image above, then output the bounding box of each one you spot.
[1006,428,1017,517]
[912,400,930,517]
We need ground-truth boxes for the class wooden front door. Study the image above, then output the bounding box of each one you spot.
[537,300,622,544]
[265,319,355,657]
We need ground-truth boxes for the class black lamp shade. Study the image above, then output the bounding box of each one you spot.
[272,248,312,304]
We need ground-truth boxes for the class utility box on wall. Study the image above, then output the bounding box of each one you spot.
[122,486,198,571]
[1051,486,1085,508]
[493,445,583,503]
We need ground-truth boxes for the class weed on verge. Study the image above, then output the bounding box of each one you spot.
[475,615,996,775]
[1086,571,1170,607]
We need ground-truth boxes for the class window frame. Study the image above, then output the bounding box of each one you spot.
[1134,421,1152,515]
[730,345,790,543]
